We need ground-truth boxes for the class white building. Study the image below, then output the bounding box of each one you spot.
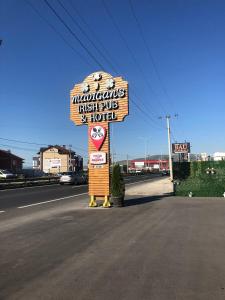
[213,152,225,161]
[200,153,208,161]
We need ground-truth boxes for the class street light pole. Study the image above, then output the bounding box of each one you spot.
[166,115,173,181]
[138,137,149,171]
[159,115,174,181]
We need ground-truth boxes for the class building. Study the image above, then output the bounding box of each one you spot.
[130,159,169,172]
[34,145,83,174]
[32,156,40,169]
[213,152,225,161]
[0,149,24,172]
[200,153,208,161]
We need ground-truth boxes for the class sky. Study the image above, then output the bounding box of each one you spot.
[1,0,225,166]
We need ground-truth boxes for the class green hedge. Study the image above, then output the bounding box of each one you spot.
[174,161,225,197]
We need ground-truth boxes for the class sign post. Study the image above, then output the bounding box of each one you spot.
[70,72,129,207]
[172,143,191,162]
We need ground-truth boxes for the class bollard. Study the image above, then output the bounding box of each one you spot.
[188,192,193,197]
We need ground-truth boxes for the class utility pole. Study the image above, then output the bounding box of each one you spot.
[159,115,174,181]
[126,154,129,174]
[166,115,173,181]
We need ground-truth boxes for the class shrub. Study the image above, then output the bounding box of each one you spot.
[111,164,124,197]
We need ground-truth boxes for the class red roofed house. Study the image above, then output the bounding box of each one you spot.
[0,149,24,172]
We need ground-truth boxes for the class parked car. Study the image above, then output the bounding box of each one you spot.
[59,171,87,185]
[0,169,15,179]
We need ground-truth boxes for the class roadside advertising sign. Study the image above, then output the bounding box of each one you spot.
[172,143,190,154]
[50,159,61,168]
[70,72,129,207]
[135,162,144,168]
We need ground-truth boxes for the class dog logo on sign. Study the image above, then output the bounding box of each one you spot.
[89,125,107,150]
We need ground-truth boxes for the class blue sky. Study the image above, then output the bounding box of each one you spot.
[1,0,225,166]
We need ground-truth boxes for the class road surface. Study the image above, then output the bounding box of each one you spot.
[1,177,225,300]
[0,173,161,211]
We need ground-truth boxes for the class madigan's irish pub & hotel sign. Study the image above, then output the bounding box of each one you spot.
[70,71,129,207]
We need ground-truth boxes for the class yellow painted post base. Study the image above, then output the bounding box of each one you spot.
[103,195,111,208]
[89,195,111,208]
[89,195,97,207]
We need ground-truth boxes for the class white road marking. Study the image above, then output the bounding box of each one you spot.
[18,192,88,209]
[7,177,158,210]
[71,184,88,189]
[0,211,5,213]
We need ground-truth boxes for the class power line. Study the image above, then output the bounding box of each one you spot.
[63,0,163,125]
[43,0,105,70]
[129,0,173,113]
[68,0,124,72]
[67,0,165,123]
[0,137,87,153]
[56,0,117,74]
[130,98,164,130]
[30,0,165,130]
[46,1,164,129]
[102,0,166,115]
[25,0,94,69]
[0,143,38,152]
[0,137,47,146]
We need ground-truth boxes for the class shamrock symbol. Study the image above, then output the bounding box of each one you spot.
[93,73,102,81]
[106,78,115,89]
[81,82,90,93]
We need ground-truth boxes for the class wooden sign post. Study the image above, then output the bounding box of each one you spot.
[70,72,129,207]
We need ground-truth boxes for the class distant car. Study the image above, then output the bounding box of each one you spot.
[59,171,87,185]
[0,169,15,179]
[161,169,169,176]
[135,169,144,175]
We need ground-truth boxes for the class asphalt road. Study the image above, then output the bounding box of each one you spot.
[1,177,225,300]
[0,173,161,211]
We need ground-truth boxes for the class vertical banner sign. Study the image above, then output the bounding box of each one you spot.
[70,72,129,207]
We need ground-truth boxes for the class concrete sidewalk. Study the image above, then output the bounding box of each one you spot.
[125,177,173,198]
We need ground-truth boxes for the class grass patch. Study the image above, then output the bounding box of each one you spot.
[175,175,225,197]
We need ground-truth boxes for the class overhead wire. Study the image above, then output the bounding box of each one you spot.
[0,143,38,152]
[170,131,177,143]
[41,0,165,130]
[25,0,94,69]
[24,0,167,134]
[67,0,165,123]
[0,137,88,153]
[43,0,105,70]
[66,0,163,127]
[56,0,118,74]
[101,0,167,116]
[0,137,48,146]
[68,0,122,73]
[129,0,173,113]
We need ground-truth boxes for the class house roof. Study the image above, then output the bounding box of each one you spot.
[0,149,24,161]
[38,145,75,155]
